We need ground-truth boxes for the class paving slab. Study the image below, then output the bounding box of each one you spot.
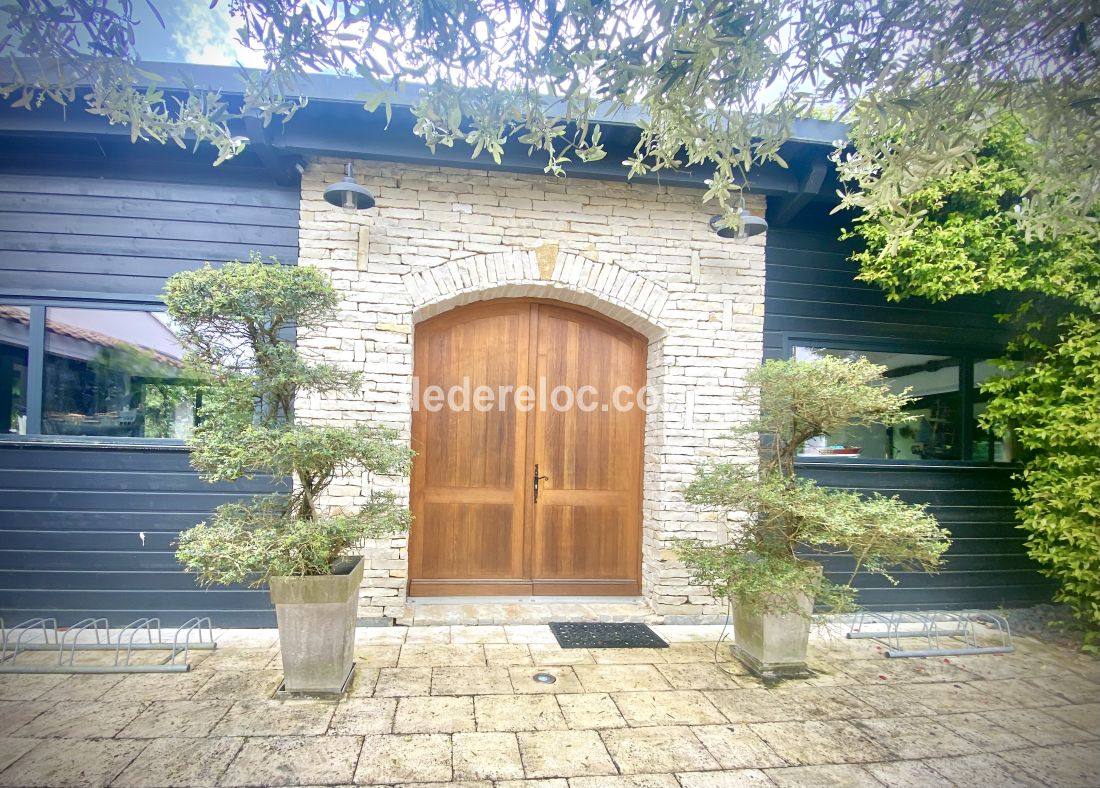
[474,694,566,731]
[600,725,719,774]
[394,696,476,734]
[1042,701,1100,733]
[193,670,283,700]
[932,711,1033,751]
[483,644,535,665]
[703,687,870,723]
[851,716,982,759]
[672,770,773,787]
[765,764,882,787]
[0,700,53,737]
[355,645,402,668]
[328,697,397,735]
[556,692,628,730]
[399,644,486,668]
[354,733,452,785]
[433,666,514,695]
[0,737,146,787]
[375,666,434,697]
[979,707,1098,746]
[111,736,242,787]
[34,674,124,701]
[611,689,726,726]
[689,724,788,770]
[116,699,232,739]
[347,667,381,697]
[527,644,595,665]
[219,735,361,787]
[450,625,509,644]
[995,743,1100,788]
[654,662,745,690]
[451,731,524,780]
[861,760,955,787]
[0,623,1096,788]
[98,672,212,702]
[0,674,65,701]
[590,648,669,665]
[0,739,37,774]
[922,753,1046,787]
[201,647,279,670]
[507,666,584,694]
[570,776,679,787]
[516,729,618,778]
[11,700,146,739]
[212,700,335,737]
[572,664,672,693]
[748,720,893,766]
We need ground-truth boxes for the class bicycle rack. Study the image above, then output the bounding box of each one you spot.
[846,609,1014,658]
[0,616,216,673]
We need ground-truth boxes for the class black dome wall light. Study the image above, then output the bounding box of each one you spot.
[709,197,768,239]
[324,162,376,210]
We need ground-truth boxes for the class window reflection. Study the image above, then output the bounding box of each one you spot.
[793,346,962,460]
[972,359,1015,462]
[42,308,197,439]
[0,306,30,434]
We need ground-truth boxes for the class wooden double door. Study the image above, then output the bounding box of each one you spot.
[409,299,646,596]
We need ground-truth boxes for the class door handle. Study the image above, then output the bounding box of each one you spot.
[533,463,549,503]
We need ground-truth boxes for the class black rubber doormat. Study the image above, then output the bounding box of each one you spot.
[549,622,669,649]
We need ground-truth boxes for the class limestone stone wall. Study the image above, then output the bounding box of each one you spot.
[295,157,765,622]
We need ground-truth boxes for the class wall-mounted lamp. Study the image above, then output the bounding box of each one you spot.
[324,162,376,210]
[709,199,767,239]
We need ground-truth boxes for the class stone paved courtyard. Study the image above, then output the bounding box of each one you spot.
[0,624,1097,787]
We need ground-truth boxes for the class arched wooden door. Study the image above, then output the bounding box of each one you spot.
[409,299,646,596]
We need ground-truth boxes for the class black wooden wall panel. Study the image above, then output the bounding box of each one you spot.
[765,210,1052,610]
[763,224,1015,357]
[0,143,297,626]
[0,443,279,626]
[0,170,299,297]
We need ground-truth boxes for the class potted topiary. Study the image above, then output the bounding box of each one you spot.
[164,255,412,695]
[678,356,951,679]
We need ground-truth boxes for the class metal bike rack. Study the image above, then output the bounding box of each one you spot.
[846,609,1014,658]
[0,616,216,673]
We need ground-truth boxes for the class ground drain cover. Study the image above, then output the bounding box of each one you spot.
[549,622,668,649]
[532,672,557,684]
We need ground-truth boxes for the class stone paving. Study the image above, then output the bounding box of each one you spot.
[0,624,1097,787]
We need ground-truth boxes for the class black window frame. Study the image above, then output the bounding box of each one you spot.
[0,296,192,446]
[782,333,1009,465]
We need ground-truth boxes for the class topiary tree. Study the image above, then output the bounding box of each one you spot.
[678,357,951,614]
[163,254,412,586]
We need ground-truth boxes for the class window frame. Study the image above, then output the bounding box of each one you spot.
[0,296,192,446]
[781,333,1009,465]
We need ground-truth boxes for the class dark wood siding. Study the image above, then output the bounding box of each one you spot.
[0,143,296,626]
[796,461,1055,610]
[0,171,299,299]
[764,211,1052,610]
[0,443,279,626]
[764,224,1014,358]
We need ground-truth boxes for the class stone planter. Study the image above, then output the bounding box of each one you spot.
[268,556,363,695]
[730,588,814,680]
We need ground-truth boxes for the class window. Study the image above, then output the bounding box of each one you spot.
[2,304,200,441]
[791,344,1010,463]
[971,359,1015,463]
[0,306,30,435]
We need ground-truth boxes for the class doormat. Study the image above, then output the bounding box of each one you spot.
[549,622,668,649]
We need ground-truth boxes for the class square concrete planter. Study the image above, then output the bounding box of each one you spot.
[269,556,363,696]
[730,589,814,680]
